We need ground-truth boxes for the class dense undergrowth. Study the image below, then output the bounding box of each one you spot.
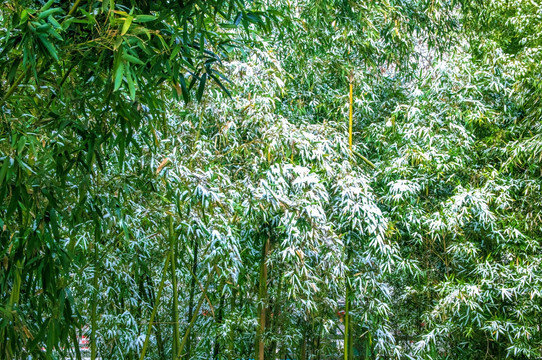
[1,0,541,359]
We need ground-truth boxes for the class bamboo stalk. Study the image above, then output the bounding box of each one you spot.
[227,289,237,360]
[348,311,353,360]
[269,276,282,358]
[255,237,270,360]
[71,327,83,360]
[155,317,166,360]
[344,247,352,360]
[177,268,216,359]
[344,281,350,360]
[169,216,180,359]
[2,68,27,103]
[316,324,322,360]
[90,275,97,358]
[185,237,199,359]
[300,328,307,360]
[91,239,99,360]
[67,0,83,17]
[352,150,376,169]
[213,281,226,359]
[348,82,353,152]
[139,252,172,360]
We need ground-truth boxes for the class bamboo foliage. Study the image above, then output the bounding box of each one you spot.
[1,0,542,359]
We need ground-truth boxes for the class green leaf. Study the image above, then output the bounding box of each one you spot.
[234,12,243,26]
[48,27,63,41]
[47,15,62,29]
[196,73,207,101]
[78,8,96,24]
[0,158,10,186]
[126,67,136,99]
[49,209,60,240]
[114,62,124,91]
[209,72,231,98]
[119,129,125,170]
[20,9,29,23]
[122,53,145,65]
[38,8,63,20]
[40,0,55,12]
[246,12,263,25]
[170,44,182,61]
[179,75,190,103]
[121,15,133,35]
[134,15,157,22]
[34,23,52,33]
[38,35,59,61]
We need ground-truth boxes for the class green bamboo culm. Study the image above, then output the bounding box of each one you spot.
[255,237,270,360]
[344,246,352,360]
[139,252,172,360]
[91,224,100,360]
[177,268,215,359]
[344,282,350,360]
[169,216,181,359]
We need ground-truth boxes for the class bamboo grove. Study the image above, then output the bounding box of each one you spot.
[1,0,541,359]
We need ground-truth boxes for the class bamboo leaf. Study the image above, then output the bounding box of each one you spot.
[179,74,190,103]
[122,53,145,65]
[196,73,207,101]
[209,72,231,98]
[134,15,157,22]
[121,15,133,35]
[126,67,136,99]
[114,62,124,91]
[38,35,59,61]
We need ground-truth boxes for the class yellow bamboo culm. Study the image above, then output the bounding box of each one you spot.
[348,82,353,153]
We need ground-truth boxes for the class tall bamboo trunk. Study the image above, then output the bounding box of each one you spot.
[169,216,180,359]
[91,225,100,360]
[344,283,351,360]
[300,327,307,360]
[255,236,270,360]
[268,276,282,359]
[177,269,216,359]
[154,317,165,359]
[316,324,322,360]
[146,272,166,358]
[213,288,226,359]
[227,289,237,360]
[139,253,171,360]
[186,237,199,359]
[344,248,352,360]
